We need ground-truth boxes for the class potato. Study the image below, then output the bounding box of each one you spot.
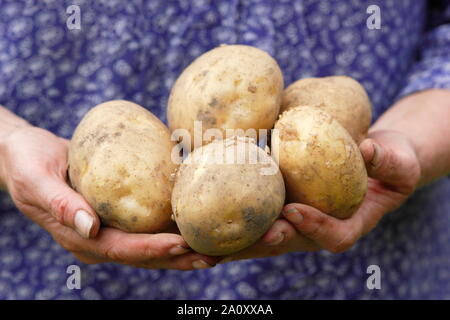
[168,44,284,149]
[68,100,177,233]
[172,136,285,256]
[272,106,367,219]
[281,76,372,144]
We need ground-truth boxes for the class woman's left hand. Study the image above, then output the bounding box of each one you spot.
[221,130,421,263]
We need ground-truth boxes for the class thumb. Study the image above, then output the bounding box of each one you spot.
[359,138,418,192]
[37,174,101,239]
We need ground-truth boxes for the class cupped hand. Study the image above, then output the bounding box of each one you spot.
[222,130,421,262]
[0,126,218,270]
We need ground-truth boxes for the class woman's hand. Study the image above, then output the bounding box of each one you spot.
[221,129,421,262]
[0,124,219,270]
[281,130,421,252]
[221,89,450,263]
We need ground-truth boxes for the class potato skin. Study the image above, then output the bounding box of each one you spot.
[168,44,284,149]
[281,76,372,144]
[172,137,285,256]
[272,106,367,219]
[68,100,177,233]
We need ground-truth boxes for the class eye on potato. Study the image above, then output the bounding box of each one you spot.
[68,100,177,233]
[167,44,284,150]
[172,136,286,256]
[272,106,368,219]
[281,76,372,144]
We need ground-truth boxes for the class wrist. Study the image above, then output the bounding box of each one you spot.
[0,108,31,191]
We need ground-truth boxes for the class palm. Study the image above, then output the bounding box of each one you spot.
[221,130,421,263]
[355,177,412,236]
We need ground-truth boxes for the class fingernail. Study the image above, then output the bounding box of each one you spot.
[192,260,213,269]
[74,209,94,239]
[169,245,191,255]
[266,232,285,246]
[371,142,382,167]
[283,207,303,224]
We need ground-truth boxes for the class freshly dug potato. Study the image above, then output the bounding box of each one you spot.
[281,76,372,144]
[272,106,367,219]
[168,44,284,149]
[172,136,285,256]
[68,100,177,233]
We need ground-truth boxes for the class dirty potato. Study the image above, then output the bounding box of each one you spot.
[281,76,372,144]
[172,136,285,256]
[272,106,367,219]
[68,100,177,233]
[168,44,284,149]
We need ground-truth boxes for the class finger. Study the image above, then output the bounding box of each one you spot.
[72,243,219,271]
[34,174,101,239]
[72,252,109,265]
[220,231,319,264]
[220,219,314,264]
[261,219,297,246]
[359,138,418,192]
[73,250,218,270]
[82,228,192,263]
[282,203,362,253]
[140,252,222,271]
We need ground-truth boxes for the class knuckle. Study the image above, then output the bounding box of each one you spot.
[302,215,327,239]
[103,243,127,263]
[281,229,294,242]
[143,243,161,260]
[103,244,119,261]
[49,193,70,224]
[278,221,296,242]
[142,236,168,259]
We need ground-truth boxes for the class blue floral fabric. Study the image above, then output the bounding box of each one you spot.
[1,0,450,299]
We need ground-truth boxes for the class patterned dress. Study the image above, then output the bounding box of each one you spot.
[0,0,449,299]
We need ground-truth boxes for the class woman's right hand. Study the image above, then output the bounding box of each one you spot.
[0,124,219,270]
